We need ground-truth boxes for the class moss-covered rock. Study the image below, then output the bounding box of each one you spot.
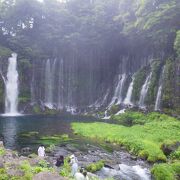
[146,60,162,106]
[85,160,104,173]
[132,66,149,103]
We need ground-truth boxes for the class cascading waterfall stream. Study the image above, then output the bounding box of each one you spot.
[123,76,134,105]
[139,72,152,108]
[58,59,64,110]
[4,53,19,116]
[155,67,165,111]
[44,59,57,109]
[109,74,126,107]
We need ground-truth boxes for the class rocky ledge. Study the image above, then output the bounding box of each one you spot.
[0,141,66,180]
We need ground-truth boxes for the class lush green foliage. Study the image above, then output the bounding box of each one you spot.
[37,134,70,145]
[72,112,180,162]
[108,105,119,115]
[85,160,104,173]
[170,147,180,160]
[162,59,175,109]
[151,162,180,180]
[59,157,71,177]
[174,30,180,58]
[146,60,162,106]
[0,147,5,156]
[132,67,147,103]
[20,131,39,137]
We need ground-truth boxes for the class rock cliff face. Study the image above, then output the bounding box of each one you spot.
[0,0,179,115]
[0,52,179,115]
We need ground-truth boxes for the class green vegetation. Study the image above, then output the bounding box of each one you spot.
[33,105,41,114]
[174,30,180,58]
[46,144,56,153]
[108,105,119,115]
[20,131,39,138]
[72,112,180,162]
[146,60,162,106]
[111,111,145,126]
[0,147,5,156]
[170,147,180,160]
[0,159,54,180]
[20,160,54,179]
[0,46,12,58]
[151,162,180,180]
[132,67,148,103]
[85,160,104,173]
[37,134,70,146]
[59,157,71,177]
[162,59,176,112]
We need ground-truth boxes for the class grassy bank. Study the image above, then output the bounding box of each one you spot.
[72,112,180,179]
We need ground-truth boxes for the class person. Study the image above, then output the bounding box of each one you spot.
[55,155,64,167]
[70,154,78,176]
[83,171,89,180]
[74,168,84,180]
[38,145,45,157]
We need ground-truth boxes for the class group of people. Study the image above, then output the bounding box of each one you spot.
[37,145,89,180]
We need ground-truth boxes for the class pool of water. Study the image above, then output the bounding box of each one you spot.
[0,114,98,150]
[0,114,152,179]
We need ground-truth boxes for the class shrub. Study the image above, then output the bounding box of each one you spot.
[151,164,175,180]
[85,160,104,173]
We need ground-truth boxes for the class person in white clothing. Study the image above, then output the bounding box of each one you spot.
[70,154,78,176]
[38,145,45,157]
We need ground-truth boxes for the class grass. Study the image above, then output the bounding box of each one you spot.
[72,112,180,162]
[151,162,180,180]
[19,131,39,138]
[37,134,70,145]
[0,148,6,156]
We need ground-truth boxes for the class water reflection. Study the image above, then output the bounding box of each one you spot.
[1,117,18,149]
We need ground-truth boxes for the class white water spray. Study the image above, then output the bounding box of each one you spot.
[109,74,126,107]
[4,53,19,115]
[139,72,152,108]
[155,67,165,111]
[123,76,134,105]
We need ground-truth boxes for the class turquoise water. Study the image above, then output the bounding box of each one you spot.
[0,115,97,151]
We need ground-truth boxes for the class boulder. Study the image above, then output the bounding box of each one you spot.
[33,172,66,180]
[161,142,180,155]
[7,169,24,176]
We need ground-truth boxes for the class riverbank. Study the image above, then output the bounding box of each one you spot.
[0,141,67,180]
[72,112,180,180]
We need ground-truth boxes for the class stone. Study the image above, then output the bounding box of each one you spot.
[7,169,24,176]
[161,142,180,155]
[0,141,4,148]
[0,162,4,168]
[33,172,66,180]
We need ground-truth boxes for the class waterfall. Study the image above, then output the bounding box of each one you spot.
[58,59,64,110]
[155,67,165,111]
[139,72,152,108]
[109,74,126,107]
[123,76,134,105]
[31,62,35,104]
[4,53,19,115]
[44,59,57,109]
